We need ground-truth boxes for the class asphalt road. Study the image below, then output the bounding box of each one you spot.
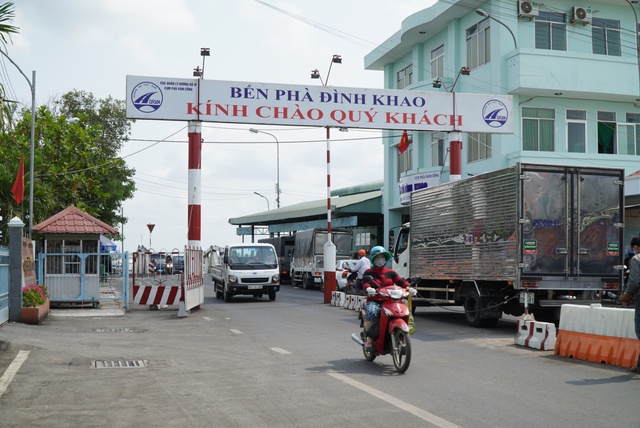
[0,280,638,427]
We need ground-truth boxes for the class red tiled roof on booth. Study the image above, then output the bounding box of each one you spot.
[32,206,118,235]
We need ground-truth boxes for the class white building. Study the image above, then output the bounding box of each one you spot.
[365,0,640,247]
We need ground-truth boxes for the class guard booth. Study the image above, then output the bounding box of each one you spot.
[33,206,128,308]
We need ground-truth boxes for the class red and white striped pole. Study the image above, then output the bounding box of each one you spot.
[449,90,463,182]
[449,131,462,182]
[187,121,202,247]
[323,126,336,303]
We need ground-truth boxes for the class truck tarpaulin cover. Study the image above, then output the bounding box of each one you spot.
[100,235,118,252]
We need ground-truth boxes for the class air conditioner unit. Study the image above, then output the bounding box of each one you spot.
[518,1,539,19]
[571,6,592,24]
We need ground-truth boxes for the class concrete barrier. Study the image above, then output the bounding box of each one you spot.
[515,320,556,350]
[330,291,346,307]
[554,304,640,368]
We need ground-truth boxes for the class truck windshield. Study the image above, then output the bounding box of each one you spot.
[228,246,278,268]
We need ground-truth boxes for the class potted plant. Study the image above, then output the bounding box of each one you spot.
[21,284,50,325]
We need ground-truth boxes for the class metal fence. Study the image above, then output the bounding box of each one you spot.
[0,247,8,324]
[38,251,129,310]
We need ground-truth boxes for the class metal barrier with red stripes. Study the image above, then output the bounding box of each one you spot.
[131,246,204,317]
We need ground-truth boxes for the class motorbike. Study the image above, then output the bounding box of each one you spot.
[342,271,358,294]
[351,280,415,373]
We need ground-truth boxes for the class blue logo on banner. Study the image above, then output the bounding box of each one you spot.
[482,100,508,128]
[131,82,163,113]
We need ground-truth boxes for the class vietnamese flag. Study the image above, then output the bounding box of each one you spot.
[398,130,410,154]
[11,155,25,204]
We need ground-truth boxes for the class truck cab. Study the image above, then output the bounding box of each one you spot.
[211,243,280,302]
[391,223,411,280]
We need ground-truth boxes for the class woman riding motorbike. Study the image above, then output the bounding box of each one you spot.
[362,246,410,351]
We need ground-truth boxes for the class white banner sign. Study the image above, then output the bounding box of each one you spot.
[399,172,442,204]
[126,76,513,133]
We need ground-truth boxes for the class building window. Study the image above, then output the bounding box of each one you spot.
[431,132,446,167]
[430,45,444,79]
[467,133,492,162]
[44,239,98,275]
[592,18,621,56]
[355,232,371,247]
[466,18,490,69]
[397,64,413,89]
[619,113,640,155]
[396,133,413,179]
[535,12,566,50]
[567,109,586,153]
[522,107,555,151]
[597,111,617,154]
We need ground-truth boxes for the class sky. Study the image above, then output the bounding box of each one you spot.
[7,0,432,253]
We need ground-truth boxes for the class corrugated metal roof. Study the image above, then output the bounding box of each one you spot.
[32,206,119,235]
[229,190,382,225]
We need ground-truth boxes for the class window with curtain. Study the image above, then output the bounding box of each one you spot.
[567,109,586,153]
[618,113,640,155]
[397,64,413,89]
[467,133,492,162]
[431,132,446,166]
[535,11,566,50]
[430,45,444,79]
[597,111,617,154]
[522,107,555,151]
[466,18,490,70]
[592,18,621,56]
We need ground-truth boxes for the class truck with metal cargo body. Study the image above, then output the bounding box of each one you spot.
[258,235,295,284]
[391,163,624,326]
[290,228,354,289]
[211,243,280,301]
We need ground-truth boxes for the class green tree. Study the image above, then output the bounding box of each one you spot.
[0,91,136,244]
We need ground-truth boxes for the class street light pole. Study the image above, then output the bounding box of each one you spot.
[0,48,36,237]
[253,191,270,211]
[311,54,342,303]
[476,9,518,49]
[433,66,470,182]
[625,0,640,100]
[249,128,280,209]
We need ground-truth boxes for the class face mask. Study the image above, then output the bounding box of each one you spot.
[374,257,386,267]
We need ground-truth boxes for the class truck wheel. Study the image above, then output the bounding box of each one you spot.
[269,291,276,301]
[303,273,313,290]
[223,283,232,302]
[464,290,483,327]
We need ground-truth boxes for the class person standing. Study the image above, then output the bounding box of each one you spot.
[619,236,640,372]
[351,249,370,295]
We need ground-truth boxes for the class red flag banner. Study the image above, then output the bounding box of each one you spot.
[398,130,410,154]
[11,155,25,204]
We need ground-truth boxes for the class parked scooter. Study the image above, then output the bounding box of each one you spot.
[351,279,416,373]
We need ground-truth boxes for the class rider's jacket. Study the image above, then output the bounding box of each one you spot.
[362,266,409,301]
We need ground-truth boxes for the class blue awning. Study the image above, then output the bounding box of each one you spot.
[100,235,118,252]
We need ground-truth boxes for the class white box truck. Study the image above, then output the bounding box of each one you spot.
[392,163,624,326]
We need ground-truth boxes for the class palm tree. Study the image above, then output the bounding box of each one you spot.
[0,2,19,133]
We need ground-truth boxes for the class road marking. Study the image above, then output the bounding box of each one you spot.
[327,371,460,428]
[270,347,292,355]
[229,329,243,334]
[202,317,213,321]
[0,350,30,398]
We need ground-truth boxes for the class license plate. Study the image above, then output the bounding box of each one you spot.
[314,277,322,283]
[248,285,262,290]
[519,292,534,304]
